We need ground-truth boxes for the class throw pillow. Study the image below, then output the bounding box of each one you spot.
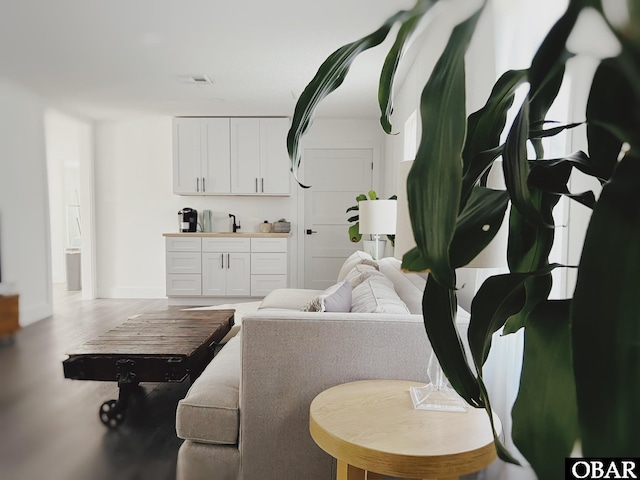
[336,251,377,283]
[351,275,410,314]
[343,263,383,289]
[302,280,353,312]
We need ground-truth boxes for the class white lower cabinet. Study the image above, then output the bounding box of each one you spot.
[165,235,288,300]
[202,252,250,296]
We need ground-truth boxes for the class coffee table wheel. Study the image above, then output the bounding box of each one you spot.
[99,399,126,428]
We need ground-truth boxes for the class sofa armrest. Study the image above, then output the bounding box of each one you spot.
[240,311,470,480]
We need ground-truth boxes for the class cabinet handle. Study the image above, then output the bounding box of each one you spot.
[202,177,206,192]
[227,253,230,269]
[261,177,264,193]
[255,178,258,193]
[196,178,200,192]
[221,253,224,269]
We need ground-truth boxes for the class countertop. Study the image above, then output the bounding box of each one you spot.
[163,232,292,238]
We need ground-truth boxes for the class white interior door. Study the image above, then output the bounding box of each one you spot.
[303,149,373,290]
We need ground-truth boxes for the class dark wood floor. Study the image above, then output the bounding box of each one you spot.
[0,286,188,480]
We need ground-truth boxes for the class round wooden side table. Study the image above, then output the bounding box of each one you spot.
[309,379,500,480]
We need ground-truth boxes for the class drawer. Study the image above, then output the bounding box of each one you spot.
[251,253,286,275]
[202,237,251,253]
[166,274,202,296]
[166,237,202,252]
[251,275,287,297]
[166,252,202,274]
[251,238,287,253]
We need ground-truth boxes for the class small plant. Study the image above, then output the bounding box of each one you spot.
[346,190,396,246]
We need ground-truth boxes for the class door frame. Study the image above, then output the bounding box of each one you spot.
[296,144,383,289]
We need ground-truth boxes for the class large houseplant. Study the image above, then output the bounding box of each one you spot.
[286,0,639,478]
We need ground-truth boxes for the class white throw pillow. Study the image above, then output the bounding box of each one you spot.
[343,263,383,289]
[336,250,377,283]
[351,275,411,314]
[302,281,353,312]
[376,257,426,314]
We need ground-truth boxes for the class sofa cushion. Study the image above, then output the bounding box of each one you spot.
[302,280,352,312]
[336,250,378,283]
[259,288,323,310]
[376,257,427,314]
[351,275,411,314]
[343,263,383,289]
[176,334,241,445]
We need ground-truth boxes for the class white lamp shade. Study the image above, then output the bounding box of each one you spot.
[393,159,508,268]
[359,200,397,235]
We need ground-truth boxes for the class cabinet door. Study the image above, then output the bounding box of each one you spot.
[259,118,290,195]
[202,252,227,296]
[230,118,261,194]
[201,118,231,194]
[226,252,251,296]
[173,118,202,194]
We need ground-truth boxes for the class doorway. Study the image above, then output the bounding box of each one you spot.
[301,148,373,290]
[45,110,96,299]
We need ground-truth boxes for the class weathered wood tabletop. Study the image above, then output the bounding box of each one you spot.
[62,308,234,427]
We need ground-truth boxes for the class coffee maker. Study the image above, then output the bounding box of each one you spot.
[178,208,198,232]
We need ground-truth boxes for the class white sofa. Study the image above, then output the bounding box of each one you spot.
[175,252,476,480]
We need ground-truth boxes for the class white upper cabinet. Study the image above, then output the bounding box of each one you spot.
[174,117,289,196]
[173,118,231,195]
[230,118,290,195]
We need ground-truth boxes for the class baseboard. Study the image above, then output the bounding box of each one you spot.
[20,301,53,327]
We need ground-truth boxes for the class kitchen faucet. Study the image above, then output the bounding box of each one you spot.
[229,214,241,233]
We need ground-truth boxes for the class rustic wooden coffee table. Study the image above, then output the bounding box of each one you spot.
[63,309,234,427]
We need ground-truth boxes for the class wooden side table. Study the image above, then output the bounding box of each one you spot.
[309,380,500,480]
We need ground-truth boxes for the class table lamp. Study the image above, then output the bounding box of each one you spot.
[394,160,508,411]
[358,199,397,260]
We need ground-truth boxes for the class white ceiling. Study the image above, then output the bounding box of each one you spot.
[0,0,417,121]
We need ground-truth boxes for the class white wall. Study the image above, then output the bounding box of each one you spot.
[0,77,52,325]
[94,116,384,297]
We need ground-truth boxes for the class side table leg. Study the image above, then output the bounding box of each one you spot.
[337,460,366,480]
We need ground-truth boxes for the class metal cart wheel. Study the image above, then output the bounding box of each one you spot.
[99,399,126,427]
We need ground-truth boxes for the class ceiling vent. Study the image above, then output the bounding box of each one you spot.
[176,75,213,85]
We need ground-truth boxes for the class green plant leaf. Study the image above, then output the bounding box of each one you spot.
[348,223,362,243]
[503,98,549,227]
[422,276,482,407]
[476,373,521,465]
[461,69,527,205]
[512,300,578,480]
[529,121,582,139]
[468,264,561,366]
[367,190,378,200]
[527,155,597,208]
[400,247,428,272]
[572,153,640,457]
[468,273,528,368]
[286,7,419,187]
[527,0,580,158]
[346,215,359,223]
[345,205,359,214]
[586,58,637,181]
[379,0,436,133]
[408,4,485,288]
[449,187,509,268]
